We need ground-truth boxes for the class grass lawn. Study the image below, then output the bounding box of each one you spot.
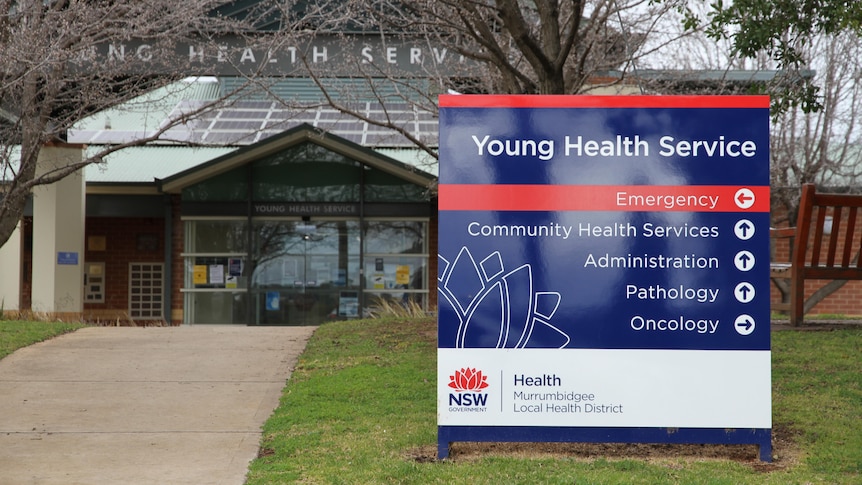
[0,320,84,360]
[246,317,861,485]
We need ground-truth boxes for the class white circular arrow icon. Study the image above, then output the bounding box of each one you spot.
[734,250,755,271]
[734,314,756,335]
[734,282,755,303]
[734,219,755,240]
[735,188,756,209]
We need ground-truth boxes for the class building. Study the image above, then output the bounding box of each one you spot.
[1,78,439,325]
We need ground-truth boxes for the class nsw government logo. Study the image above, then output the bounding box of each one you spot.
[448,367,490,411]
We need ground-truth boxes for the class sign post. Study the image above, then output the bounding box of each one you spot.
[437,95,772,461]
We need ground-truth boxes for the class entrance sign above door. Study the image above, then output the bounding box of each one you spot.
[436,95,772,461]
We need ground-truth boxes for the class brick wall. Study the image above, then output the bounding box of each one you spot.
[171,194,185,324]
[83,217,165,323]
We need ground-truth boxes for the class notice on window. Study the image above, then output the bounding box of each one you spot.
[209,265,225,285]
[228,258,243,276]
[193,265,207,285]
[339,291,359,317]
[266,291,280,311]
[396,265,411,285]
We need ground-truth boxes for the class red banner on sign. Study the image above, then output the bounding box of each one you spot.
[439,95,771,109]
[438,184,769,212]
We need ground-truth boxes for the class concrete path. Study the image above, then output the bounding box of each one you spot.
[0,325,315,485]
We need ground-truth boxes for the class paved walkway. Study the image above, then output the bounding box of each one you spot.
[0,325,315,485]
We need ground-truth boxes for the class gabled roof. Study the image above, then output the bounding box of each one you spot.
[158,123,436,194]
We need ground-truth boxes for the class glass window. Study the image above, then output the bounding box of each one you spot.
[364,167,429,202]
[364,221,426,254]
[185,256,248,290]
[251,220,360,289]
[252,144,361,202]
[250,220,361,325]
[183,219,249,325]
[182,166,248,201]
[185,220,247,253]
[184,291,248,325]
[362,220,428,312]
[363,256,426,291]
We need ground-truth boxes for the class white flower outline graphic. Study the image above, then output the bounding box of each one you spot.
[438,246,570,349]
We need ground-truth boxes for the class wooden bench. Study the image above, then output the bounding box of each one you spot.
[771,183,862,325]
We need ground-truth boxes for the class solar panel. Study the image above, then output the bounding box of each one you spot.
[231,100,274,110]
[211,120,265,130]
[318,111,344,120]
[155,100,438,148]
[204,132,260,144]
[222,110,266,119]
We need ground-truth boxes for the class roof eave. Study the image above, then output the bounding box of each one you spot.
[158,124,435,194]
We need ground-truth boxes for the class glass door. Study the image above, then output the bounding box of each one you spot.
[251,220,359,325]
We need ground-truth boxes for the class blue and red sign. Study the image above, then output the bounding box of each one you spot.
[437,95,772,461]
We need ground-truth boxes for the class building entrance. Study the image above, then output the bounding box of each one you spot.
[176,135,433,325]
[251,220,360,325]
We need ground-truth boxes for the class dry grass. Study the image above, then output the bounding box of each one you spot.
[365,296,433,318]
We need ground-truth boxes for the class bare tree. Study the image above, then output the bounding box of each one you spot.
[0,0,274,247]
[381,0,654,95]
[236,0,687,164]
[771,32,862,219]
[767,32,862,311]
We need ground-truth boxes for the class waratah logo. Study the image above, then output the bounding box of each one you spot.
[438,247,570,349]
[448,367,490,392]
[447,367,490,407]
